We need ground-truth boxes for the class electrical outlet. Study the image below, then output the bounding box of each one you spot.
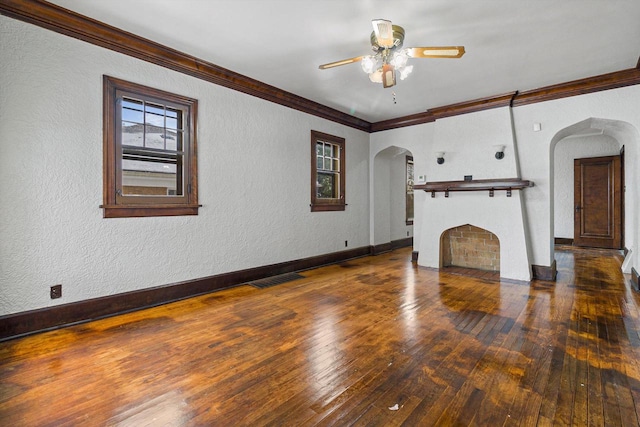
[50,284,62,299]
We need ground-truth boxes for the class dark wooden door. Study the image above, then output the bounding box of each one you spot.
[574,155,622,249]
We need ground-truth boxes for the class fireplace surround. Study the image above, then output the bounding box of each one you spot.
[416,179,534,281]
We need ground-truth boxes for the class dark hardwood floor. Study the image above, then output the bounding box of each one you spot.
[1,246,639,426]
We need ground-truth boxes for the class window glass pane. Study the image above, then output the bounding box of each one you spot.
[166,108,179,130]
[122,99,144,123]
[121,122,144,147]
[323,157,331,171]
[121,158,179,196]
[145,103,165,127]
[316,142,323,156]
[324,144,331,157]
[166,117,178,130]
[317,172,338,199]
[145,125,166,150]
[317,156,323,169]
[164,130,178,151]
[332,158,340,171]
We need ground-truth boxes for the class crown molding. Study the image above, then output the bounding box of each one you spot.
[0,0,372,132]
[430,92,518,120]
[2,0,639,134]
[511,67,640,108]
[370,111,436,132]
[370,92,516,132]
[372,66,640,132]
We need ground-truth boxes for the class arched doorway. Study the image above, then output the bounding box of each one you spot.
[550,118,639,274]
[372,146,414,253]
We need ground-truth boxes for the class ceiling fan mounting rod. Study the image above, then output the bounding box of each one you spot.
[381,48,392,63]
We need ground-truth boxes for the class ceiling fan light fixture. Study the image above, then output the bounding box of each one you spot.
[390,50,409,68]
[361,55,378,74]
[369,69,383,83]
[399,65,413,81]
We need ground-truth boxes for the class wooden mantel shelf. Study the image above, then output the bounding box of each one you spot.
[414,178,534,198]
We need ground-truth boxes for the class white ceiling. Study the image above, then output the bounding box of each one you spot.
[48,0,640,123]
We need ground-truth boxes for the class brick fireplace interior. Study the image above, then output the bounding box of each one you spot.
[440,224,500,272]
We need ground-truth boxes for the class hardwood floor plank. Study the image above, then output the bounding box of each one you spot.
[605,297,640,426]
[501,304,554,424]
[586,294,605,426]
[571,309,588,426]
[536,279,575,423]
[2,247,640,425]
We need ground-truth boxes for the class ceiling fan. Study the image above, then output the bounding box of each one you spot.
[319,19,465,88]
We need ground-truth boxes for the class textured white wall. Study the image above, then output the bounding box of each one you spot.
[0,17,370,315]
[429,107,519,182]
[553,135,621,239]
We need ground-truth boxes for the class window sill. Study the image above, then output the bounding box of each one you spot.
[101,204,201,218]
[310,203,346,212]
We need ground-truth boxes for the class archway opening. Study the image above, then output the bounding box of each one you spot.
[372,146,414,252]
[549,117,639,275]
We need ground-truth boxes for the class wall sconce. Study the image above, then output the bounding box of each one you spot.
[436,151,445,165]
[493,145,505,160]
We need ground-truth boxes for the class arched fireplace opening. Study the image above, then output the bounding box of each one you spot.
[440,224,500,275]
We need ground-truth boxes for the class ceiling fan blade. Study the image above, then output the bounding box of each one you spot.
[372,19,395,48]
[407,46,465,58]
[319,56,365,70]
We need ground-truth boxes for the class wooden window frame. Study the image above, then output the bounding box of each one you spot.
[311,130,345,212]
[102,76,199,218]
